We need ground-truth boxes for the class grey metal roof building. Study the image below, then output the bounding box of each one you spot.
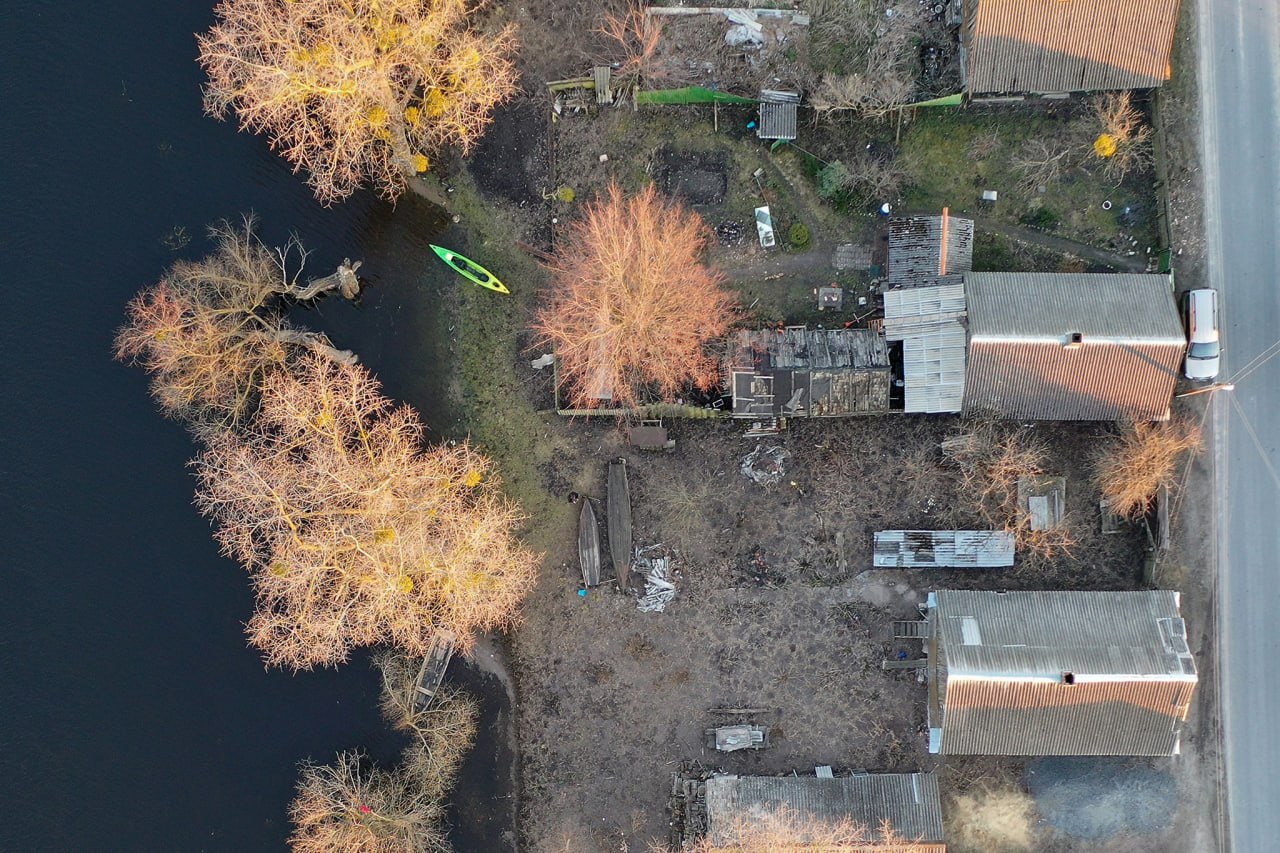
[887,214,974,289]
[883,282,967,413]
[705,773,945,849]
[961,0,1181,94]
[757,90,800,141]
[727,328,891,417]
[923,589,1198,756]
[963,272,1184,421]
[874,530,1015,568]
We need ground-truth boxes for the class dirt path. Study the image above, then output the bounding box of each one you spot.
[966,215,1149,272]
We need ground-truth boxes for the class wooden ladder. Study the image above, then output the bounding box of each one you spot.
[893,620,929,639]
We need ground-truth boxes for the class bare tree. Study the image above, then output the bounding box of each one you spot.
[1012,137,1073,195]
[115,217,358,429]
[199,0,518,203]
[945,414,1075,559]
[1093,419,1202,520]
[596,3,666,87]
[817,150,908,207]
[810,2,923,117]
[289,663,479,852]
[194,356,539,669]
[532,182,738,410]
[1088,91,1154,184]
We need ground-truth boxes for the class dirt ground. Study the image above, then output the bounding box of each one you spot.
[433,2,1220,852]
[501,413,1147,852]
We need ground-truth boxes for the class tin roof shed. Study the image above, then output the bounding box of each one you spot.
[962,272,1184,421]
[883,282,967,414]
[874,530,1015,568]
[757,90,800,141]
[887,214,974,289]
[705,772,946,850]
[925,589,1197,756]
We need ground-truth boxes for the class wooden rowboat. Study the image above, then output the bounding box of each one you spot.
[579,499,602,589]
[429,244,510,294]
[607,458,632,586]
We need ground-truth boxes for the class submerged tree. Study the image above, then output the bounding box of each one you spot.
[115,218,359,429]
[289,685,476,853]
[194,356,538,669]
[533,182,738,410]
[198,0,518,203]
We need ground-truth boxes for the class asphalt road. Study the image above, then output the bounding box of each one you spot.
[1198,0,1280,850]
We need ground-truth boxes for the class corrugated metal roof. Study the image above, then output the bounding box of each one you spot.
[963,273,1183,421]
[758,90,801,140]
[874,530,1014,568]
[929,590,1197,756]
[888,215,975,288]
[883,282,967,339]
[884,282,968,414]
[941,678,1196,755]
[966,273,1182,341]
[963,0,1181,94]
[705,773,945,844]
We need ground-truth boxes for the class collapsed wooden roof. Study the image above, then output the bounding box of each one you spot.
[727,327,891,417]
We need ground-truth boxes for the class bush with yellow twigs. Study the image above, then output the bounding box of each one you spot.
[199,0,518,203]
[1088,91,1154,183]
[533,182,738,410]
[1093,419,1203,521]
[194,356,538,669]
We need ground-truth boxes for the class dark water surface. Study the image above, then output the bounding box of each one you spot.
[1,2,502,849]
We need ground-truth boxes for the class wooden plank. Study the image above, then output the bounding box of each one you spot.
[607,459,633,586]
[579,499,602,588]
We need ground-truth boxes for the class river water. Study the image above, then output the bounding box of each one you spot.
[0,2,507,849]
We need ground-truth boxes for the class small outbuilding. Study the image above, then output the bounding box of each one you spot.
[873,530,1015,568]
[726,327,891,417]
[915,589,1198,755]
[887,212,974,289]
[757,89,801,141]
[703,772,946,850]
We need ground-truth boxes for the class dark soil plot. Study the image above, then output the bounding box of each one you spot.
[655,148,728,207]
[468,98,549,205]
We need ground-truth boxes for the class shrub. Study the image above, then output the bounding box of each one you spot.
[788,222,811,248]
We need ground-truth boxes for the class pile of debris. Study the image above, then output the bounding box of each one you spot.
[740,444,788,486]
[634,545,678,612]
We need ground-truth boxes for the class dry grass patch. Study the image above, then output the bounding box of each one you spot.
[946,781,1039,853]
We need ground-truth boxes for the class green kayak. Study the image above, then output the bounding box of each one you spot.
[429,244,510,294]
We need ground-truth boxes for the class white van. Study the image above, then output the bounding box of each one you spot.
[1184,288,1221,381]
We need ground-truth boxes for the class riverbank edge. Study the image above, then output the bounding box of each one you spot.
[416,167,576,851]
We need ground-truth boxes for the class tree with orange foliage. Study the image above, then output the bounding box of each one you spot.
[115,217,359,429]
[198,0,518,204]
[533,182,738,410]
[194,355,538,669]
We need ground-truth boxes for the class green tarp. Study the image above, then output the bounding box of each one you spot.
[635,86,758,105]
[907,93,964,108]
